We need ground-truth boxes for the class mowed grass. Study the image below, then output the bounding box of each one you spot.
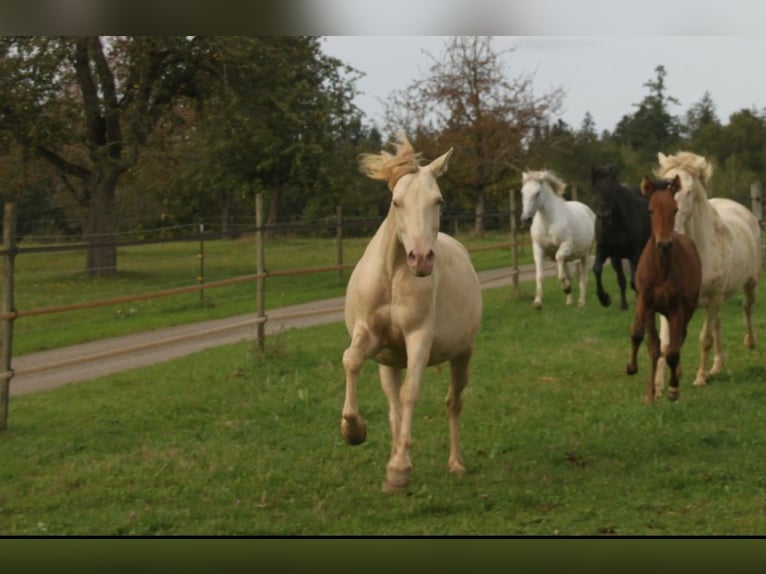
[9,231,530,354]
[1,274,765,535]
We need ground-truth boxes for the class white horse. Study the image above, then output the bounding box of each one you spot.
[520,170,596,308]
[655,151,761,388]
[340,137,483,492]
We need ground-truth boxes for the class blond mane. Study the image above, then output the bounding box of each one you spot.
[523,169,567,197]
[358,136,424,191]
[655,151,713,187]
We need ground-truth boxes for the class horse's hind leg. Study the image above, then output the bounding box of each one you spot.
[341,324,380,445]
[743,280,758,349]
[445,348,472,476]
[626,300,646,376]
[555,245,574,305]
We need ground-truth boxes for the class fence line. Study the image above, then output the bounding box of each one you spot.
[0,194,526,430]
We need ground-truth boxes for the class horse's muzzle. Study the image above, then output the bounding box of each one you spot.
[656,240,673,253]
[407,249,434,277]
[521,216,533,227]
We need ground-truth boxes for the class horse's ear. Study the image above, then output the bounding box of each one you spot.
[669,175,682,194]
[427,148,453,178]
[658,152,667,165]
[640,176,654,197]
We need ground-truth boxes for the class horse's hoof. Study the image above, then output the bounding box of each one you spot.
[598,293,611,307]
[448,461,468,475]
[626,363,637,376]
[382,467,411,493]
[562,285,572,295]
[744,334,757,349]
[532,300,542,309]
[341,415,367,445]
[620,302,629,311]
[692,375,707,387]
[667,388,680,402]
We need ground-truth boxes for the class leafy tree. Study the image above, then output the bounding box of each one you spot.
[0,36,203,274]
[382,36,564,234]
[614,65,682,164]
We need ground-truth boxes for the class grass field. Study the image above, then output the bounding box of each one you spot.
[1,273,764,535]
[9,231,530,355]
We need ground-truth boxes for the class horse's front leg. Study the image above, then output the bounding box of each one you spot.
[592,247,611,307]
[555,243,574,305]
[532,242,545,308]
[341,323,381,445]
[611,255,629,310]
[446,348,473,475]
[665,314,687,402]
[645,314,661,405]
[576,255,588,307]
[654,316,669,394]
[695,299,723,386]
[626,296,646,376]
[379,365,403,459]
[383,329,432,493]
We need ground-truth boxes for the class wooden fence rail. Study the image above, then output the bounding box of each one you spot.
[0,191,527,430]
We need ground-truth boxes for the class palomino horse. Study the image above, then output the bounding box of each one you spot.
[591,165,651,311]
[626,176,702,404]
[340,137,483,492]
[654,151,761,389]
[520,170,596,308]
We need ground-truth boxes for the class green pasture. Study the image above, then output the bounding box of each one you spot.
[1,275,765,535]
[9,231,529,355]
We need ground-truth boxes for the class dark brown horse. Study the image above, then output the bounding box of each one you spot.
[626,175,702,404]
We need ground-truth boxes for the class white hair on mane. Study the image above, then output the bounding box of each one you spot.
[523,170,567,197]
[358,135,424,191]
[655,151,713,187]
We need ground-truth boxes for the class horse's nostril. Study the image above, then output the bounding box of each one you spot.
[407,251,416,261]
[426,250,435,261]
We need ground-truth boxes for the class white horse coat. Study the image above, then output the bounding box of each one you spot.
[520,170,596,308]
[655,151,761,388]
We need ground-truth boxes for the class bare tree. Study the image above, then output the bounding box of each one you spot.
[383,36,564,234]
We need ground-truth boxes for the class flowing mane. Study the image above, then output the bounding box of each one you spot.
[523,170,567,197]
[655,151,713,187]
[358,137,424,191]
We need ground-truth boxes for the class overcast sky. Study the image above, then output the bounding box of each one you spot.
[316,0,766,135]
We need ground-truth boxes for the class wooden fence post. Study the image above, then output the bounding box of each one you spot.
[336,206,344,284]
[509,188,519,291]
[255,194,266,352]
[198,222,205,304]
[1,203,17,431]
[751,182,763,228]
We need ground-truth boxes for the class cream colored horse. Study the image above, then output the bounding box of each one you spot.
[655,151,761,389]
[340,137,482,492]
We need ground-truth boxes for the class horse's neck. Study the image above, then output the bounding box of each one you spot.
[375,212,406,277]
[539,188,567,225]
[683,191,718,255]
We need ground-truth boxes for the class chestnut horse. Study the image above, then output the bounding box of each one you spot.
[627,176,702,403]
[340,137,483,492]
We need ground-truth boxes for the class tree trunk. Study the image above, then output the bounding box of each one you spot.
[473,188,485,236]
[266,186,280,240]
[86,169,119,276]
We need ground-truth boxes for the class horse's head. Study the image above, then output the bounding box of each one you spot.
[520,170,565,226]
[359,137,452,277]
[656,151,712,234]
[641,175,681,252]
[591,165,620,237]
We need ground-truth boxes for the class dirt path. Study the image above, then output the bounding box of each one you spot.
[10,262,558,396]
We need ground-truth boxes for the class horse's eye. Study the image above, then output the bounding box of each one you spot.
[392,199,401,208]
[435,197,444,206]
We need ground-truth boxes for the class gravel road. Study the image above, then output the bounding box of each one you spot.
[10,262,559,396]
